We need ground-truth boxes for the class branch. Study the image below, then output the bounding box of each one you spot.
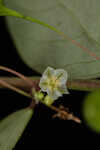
[0,77,39,92]
[0,77,100,92]
[0,79,31,98]
[67,79,100,91]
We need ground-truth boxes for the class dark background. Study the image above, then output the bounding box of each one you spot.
[0,16,99,149]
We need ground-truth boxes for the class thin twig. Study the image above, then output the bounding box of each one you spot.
[0,79,31,98]
[0,66,34,87]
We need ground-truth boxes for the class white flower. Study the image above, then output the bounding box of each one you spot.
[39,67,69,100]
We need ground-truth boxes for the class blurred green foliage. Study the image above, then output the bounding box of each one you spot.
[83,90,100,133]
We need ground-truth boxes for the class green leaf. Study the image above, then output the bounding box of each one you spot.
[0,108,33,150]
[0,0,3,4]
[5,0,100,79]
[83,91,100,133]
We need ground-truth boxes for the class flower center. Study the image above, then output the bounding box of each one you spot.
[48,76,59,89]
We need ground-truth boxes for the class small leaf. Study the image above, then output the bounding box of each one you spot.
[0,108,33,150]
[83,91,100,133]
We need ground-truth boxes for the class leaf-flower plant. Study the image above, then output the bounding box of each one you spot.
[0,65,82,150]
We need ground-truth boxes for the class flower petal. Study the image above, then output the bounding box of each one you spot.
[43,67,54,78]
[58,84,69,94]
[39,82,48,92]
[54,69,68,84]
[39,67,55,92]
[39,76,48,90]
[47,88,62,100]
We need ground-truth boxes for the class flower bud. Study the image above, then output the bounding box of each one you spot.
[44,95,54,106]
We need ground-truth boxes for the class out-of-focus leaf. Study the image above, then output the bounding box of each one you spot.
[0,0,3,4]
[0,108,33,150]
[83,91,100,133]
[5,0,100,79]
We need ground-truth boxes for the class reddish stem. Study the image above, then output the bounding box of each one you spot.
[0,79,31,98]
[0,66,34,87]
